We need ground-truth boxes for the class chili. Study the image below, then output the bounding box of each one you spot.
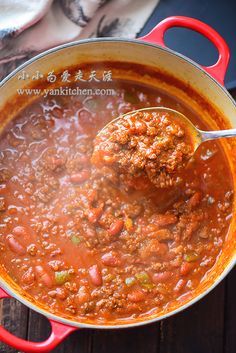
[0,80,233,324]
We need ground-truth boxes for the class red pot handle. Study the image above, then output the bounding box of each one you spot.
[139,16,230,86]
[0,288,77,353]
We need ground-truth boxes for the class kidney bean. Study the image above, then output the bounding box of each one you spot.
[7,234,26,255]
[127,289,145,303]
[76,286,90,304]
[35,265,53,288]
[174,279,187,293]
[152,271,172,284]
[12,226,27,237]
[88,265,102,286]
[180,262,194,276]
[101,251,121,267]
[151,214,177,227]
[87,208,103,224]
[153,229,174,242]
[188,192,201,209]
[22,267,35,285]
[142,223,159,235]
[48,290,57,298]
[70,169,90,184]
[108,219,124,236]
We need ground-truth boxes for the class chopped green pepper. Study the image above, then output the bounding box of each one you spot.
[135,271,150,284]
[142,283,155,290]
[135,272,154,290]
[71,234,84,245]
[184,252,199,262]
[55,270,70,285]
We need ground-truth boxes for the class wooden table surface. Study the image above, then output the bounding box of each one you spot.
[0,91,235,353]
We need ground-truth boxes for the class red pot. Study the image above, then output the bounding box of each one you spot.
[0,16,235,353]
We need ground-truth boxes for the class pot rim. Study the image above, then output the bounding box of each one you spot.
[0,37,235,329]
[1,36,235,100]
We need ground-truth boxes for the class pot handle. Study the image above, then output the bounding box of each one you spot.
[139,16,230,86]
[0,288,77,353]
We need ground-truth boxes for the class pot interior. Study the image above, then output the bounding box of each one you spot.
[0,39,235,328]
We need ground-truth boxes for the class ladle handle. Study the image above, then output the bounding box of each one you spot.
[200,128,236,142]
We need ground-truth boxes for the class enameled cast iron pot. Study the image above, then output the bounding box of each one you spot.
[0,16,235,353]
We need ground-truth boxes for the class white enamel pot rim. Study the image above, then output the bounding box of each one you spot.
[0,15,235,353]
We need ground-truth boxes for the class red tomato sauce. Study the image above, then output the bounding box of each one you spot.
[0,80,233,324]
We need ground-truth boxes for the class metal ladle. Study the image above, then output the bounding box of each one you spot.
[98,107,236,153]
